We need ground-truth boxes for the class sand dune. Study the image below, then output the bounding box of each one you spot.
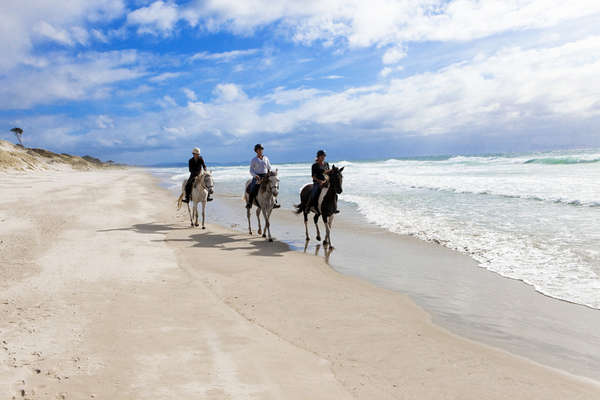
[0,140,120,171]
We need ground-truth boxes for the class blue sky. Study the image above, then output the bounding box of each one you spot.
[1,1,600,164]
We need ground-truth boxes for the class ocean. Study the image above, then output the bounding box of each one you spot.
[151,148,600,310]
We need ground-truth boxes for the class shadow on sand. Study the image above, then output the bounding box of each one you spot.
[98,222,289,258]
[97,222,187,235]
[169,231,289,258]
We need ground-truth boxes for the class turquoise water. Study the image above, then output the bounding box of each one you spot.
[152,149,600,309]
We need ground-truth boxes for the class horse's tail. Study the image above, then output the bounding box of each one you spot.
[176,193,184,210]
[295,183,312,214]
[294,202,304,214]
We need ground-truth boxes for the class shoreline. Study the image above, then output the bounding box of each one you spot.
[182,182,600,382]
[1,167,599,398]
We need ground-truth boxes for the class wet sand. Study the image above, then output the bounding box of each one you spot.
[206,193,600,382]
[1,168,599,399]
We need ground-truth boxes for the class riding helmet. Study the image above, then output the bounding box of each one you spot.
[192,147,201,155]
[316,149,326,157]
[254,143,264,151]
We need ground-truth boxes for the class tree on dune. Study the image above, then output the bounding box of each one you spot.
[10,127,23,146]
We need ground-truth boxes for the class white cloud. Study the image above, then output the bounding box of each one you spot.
[127,1,179,35]
[33,21,74,46]
[158,95,177,108]
[105,36,600,145]
[380,65,404,77]
[323,75,343,79]
[190,49,259,62]
[380,67,393,77]
[0,50,146,109]
[266,87,324,105]
[213,83,247,102]
[176,0,600,49]
[149,71,182,82]
[71,26,90,46]
[182,88,197,101]
[0,0,125,72]
[10,35,600,157]
[96,115,115,129]
[382,46,406,64]
[91,29,109,43]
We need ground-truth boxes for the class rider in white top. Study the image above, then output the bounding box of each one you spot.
[250,153,272,177]
[246,143,280,209]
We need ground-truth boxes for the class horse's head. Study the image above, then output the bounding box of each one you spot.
[201,171,215,194]
[267,169,280,197]
[328,165,344,194]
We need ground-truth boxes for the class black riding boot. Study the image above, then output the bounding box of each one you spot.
[184,175,195,203]
[246,191,255,208]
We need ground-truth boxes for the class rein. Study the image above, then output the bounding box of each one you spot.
[195,173,212,191]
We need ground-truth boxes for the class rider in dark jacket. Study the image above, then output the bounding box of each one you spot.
[308,150,339,213]
[183,147,212,203]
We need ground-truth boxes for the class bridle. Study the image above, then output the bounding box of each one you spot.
[196,172,214,194]
[266,173,279,197]
[327,170,343,194]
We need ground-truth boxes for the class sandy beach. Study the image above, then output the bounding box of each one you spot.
[1,167,599,399]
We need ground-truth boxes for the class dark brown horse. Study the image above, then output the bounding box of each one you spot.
[295,165,344,247]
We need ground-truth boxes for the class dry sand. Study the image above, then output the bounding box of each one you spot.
[1,167,598,399]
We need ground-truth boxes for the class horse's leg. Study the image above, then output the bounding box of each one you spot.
[322,214,329,245]
[247,205,252,235]
[263,207,272,242]
[186,203,194,227]
[303,211,310,241]
[194,201,199,227]
[314,213,321,241]
[201,200,206,229]
[256,207,262,236]
[266,205,274,242]
[325,214,334,248]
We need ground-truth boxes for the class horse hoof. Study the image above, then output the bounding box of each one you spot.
[262,234,266,238]
[202,226,206,230]
[323,240,328,245]
[305,238,310,241]
[190,223,194,227]
[316,236,321,241]
[269,238,273,242]
[195,223,199,227]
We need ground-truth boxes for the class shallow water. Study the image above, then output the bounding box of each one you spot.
[152,148,600,309]
[151,156,600,381]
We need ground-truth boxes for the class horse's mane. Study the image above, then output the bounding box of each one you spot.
[194,170,210,187]
[259,177,269,193]
[259,171,277,193]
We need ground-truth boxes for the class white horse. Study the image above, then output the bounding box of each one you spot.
[177,171,214,228]
[243,170,279,241]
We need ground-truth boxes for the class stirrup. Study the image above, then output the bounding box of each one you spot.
[182,198,190,204]
[273,203,281,209]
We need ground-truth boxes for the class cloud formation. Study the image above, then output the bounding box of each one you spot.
[2,1,600,162]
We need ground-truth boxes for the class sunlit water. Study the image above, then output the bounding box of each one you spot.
[151,149,600,309]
